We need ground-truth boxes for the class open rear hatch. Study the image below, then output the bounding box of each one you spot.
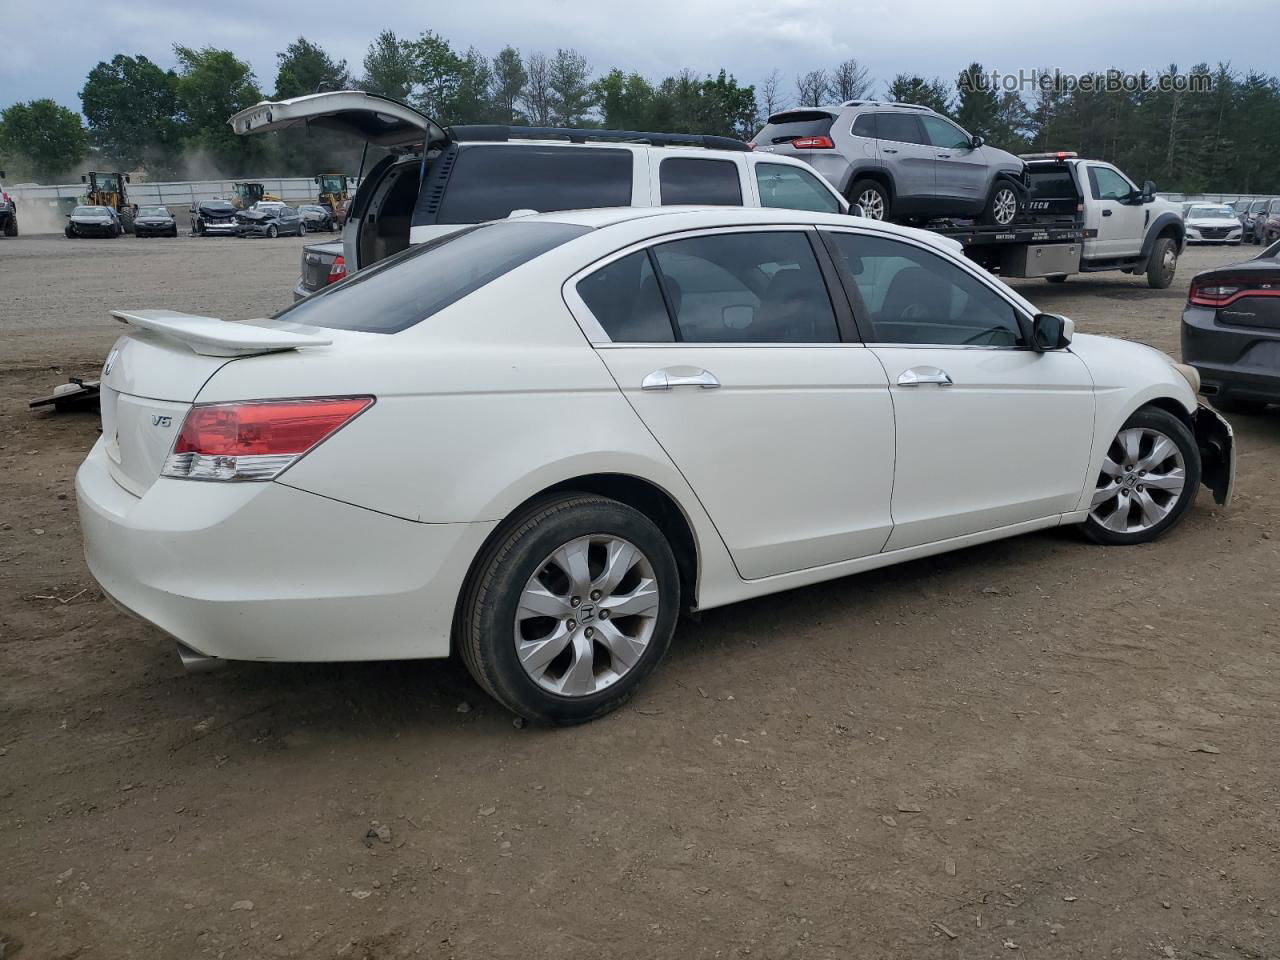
[99,310,331,497]
[228,91,448,152]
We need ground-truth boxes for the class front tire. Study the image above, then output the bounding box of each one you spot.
[848,179,890,221]
[266,224,278,239]
[459,494,680,725]
[981,180,1019,226]
[1083,407,1200,545]
[1146,236,1177,289]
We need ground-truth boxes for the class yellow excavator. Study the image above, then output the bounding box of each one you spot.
[81,172,136,234]
[315,173,349,220]
[230,182,281,209]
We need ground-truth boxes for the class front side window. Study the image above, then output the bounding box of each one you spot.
[659,157,743,206]
[433,145,633,224]
[275,221,589,334]
[1088,166,1135,201]
[754,163,841,214]
[824,231,1023,347]
[921,116,972,150]
[875,113,925,145]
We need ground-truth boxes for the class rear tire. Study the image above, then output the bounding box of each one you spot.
[459,494,680,725]
[1082,406,1200,546]
[848,179,890,221]
[1146,236,1177,289]
[981,180,1020,226]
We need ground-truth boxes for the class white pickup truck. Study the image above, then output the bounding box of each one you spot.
[927,151,1186,289]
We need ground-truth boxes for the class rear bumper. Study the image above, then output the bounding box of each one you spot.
[1182,305,1280,403]
[75,438,495,663]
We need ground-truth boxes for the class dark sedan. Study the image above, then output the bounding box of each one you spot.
[299,204,336,232]
[236,202,305,238]
[134,205,178,237]
[65,205,121,238]
[1182,238,1280,413]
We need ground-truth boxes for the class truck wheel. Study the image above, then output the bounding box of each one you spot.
[3,217,16,237]
[981,181,1019,226]
[1146,236,1177,289]
[848,179,889,221]
[119,210,134,234]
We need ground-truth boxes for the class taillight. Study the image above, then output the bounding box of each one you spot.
[1188,281,1280,308]
[162,397,373,481]
[791,136,835,149]
[327,255,347,284]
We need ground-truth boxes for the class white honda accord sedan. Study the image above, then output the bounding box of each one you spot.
[76,206,1234,723]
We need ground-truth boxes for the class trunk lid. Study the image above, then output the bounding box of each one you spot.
[99,311,333,496]
[228,91,448,152]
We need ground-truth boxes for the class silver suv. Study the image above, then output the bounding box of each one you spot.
[752,101,1027,226]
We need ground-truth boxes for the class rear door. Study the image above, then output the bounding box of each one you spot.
[566,226,895,580]
[873,113,935,205]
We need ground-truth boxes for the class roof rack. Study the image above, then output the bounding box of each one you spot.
[839,100,930,111]
[446,125,752,152]
[1019,151,1079,160]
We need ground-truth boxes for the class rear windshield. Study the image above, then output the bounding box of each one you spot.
[432,145,632,224]
[1025,165,1079,199]
[755,111,835,146]
[273,220,589,334]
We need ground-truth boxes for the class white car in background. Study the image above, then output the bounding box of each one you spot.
[76,207,1234,724]
[1184,203,1244,244]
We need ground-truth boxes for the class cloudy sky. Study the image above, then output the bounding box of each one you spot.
[2,0,1275,114]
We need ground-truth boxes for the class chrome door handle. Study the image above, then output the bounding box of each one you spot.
[642,368,720,391]
[897,366,953,387]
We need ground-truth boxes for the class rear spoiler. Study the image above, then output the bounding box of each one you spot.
[111,310,332,358]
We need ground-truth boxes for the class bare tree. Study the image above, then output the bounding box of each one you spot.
[795,69,830,107]
[832,58,873,102]
[521,52,553,125]
[760,68,787,117]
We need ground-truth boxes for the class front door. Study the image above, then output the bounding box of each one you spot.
[821,228,1096,550]
[921,115,986,209]
[570,227,896,580]
[1084,164,1145,259]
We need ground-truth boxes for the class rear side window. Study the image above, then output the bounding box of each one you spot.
[754,163,841,214]
[659,157,743,206]
[274,221,589,334]
[576,251,675,342]
[433,146,632,224]
[755,111,835,146]
[851,113,877,138]
[652,232,839,343]
[876,113,925,145]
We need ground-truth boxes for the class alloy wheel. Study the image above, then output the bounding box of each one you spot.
[514,535,661,697]
[857,189,886,220]
[1089,427,1186,534]
[993,187,1018,225]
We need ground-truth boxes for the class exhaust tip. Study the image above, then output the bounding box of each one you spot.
[176,641,225,673]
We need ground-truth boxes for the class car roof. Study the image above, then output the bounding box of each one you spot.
[526,205,966,256]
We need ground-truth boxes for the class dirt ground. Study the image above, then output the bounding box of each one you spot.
[1,232,1278,960]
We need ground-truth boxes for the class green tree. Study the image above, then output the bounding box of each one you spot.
[955,63,1000,137]
[409,31,464,118]
[490,47,527,123]
[548,48,593,126]
[172,45,264,173]
[361,30,415,101]
[80,54,180,171]
[885,74,951,114]
[595,68,657,129]
[0,99,88,181]
[452,47,494,123]
[274,37,351,99]
[522,52,554,125]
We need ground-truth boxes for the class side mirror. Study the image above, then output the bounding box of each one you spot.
[970,135,984,149]
[1141,180,1156,202]
[851,202,866,217]
[1031,313,1073,351]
